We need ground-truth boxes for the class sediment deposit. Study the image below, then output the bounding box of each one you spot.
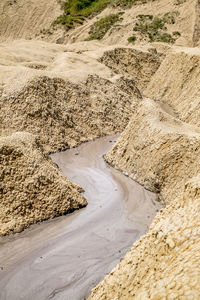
[0,36,162,234]
[0,0,61,42]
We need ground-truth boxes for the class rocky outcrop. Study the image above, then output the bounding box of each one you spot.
[0,132,87,236]
[89,98,200,299]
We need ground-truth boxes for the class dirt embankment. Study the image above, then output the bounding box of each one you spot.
[0,132,86,236]
[105,98,200,204]
[89,98,200,299]
[88,38,200,299]
[0,0,200,295]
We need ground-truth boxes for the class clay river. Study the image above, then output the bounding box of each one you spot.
[0,135,162,300]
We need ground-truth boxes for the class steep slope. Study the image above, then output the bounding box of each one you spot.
[105,98,200,203]
[59,0,196,47]
[89,98,200,299]
[0,0,200,296]
[0,75,140,152]
[145,47,200,127]
[0,0,61,42]
[0,0,197,47]
[0,132,86,236]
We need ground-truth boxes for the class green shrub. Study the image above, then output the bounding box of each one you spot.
[53,0,111,30]
[163,11,179,24]
[173,31,181,36]
[127,35,137,43]
[87,13,122,40]
[112,0,148,9]
[156,32,175,43]
[136,14,153,21]
[133,12,180,43]
[53,0,153,30]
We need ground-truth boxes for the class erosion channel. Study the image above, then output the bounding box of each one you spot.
[0,135,162,300]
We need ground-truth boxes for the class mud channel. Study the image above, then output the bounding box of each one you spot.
[0,135,162,300]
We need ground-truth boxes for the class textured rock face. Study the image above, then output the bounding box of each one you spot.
[145,47,200,127]
[105,99,200,203]
[0,75,141,153]
[99,48,163,90]
[0,132,87,236]
[89,98,200,299]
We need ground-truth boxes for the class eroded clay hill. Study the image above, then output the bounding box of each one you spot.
[0,132,86,236]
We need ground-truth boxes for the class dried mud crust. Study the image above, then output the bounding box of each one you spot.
[0,75,141,153]
[99,47,164,90]
[0,132,87,236]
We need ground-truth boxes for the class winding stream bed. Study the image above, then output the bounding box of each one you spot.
[0,136,162,300]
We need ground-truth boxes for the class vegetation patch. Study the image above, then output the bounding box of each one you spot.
[128,12,181,43]
[175,0,186,5]
[53,0,154,30]
[111,0,149,9]
[53,0,110,30]
[87,13,122,40]
[127,35,137,43]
